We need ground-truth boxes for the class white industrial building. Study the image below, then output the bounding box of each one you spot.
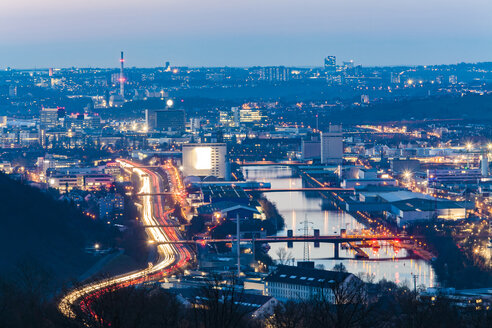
[264,265,363,302]
[321,124,343,164]
[182,143,227,179]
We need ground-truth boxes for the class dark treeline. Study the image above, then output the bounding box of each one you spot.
[1,271,491,328]
[0,173,151,293]
[423,228,492,289]
[322,94,492,125]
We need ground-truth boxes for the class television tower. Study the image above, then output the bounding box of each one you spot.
[119,51,125,98]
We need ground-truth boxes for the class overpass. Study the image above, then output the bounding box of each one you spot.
[237,161,308,166]
[137,192,174,196]
[142,224,181,228]
[244,187,354,193]
[126,165,161,170]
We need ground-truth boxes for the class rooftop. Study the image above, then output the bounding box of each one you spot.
[201,184,249,201]
[391,198,465,212]
[265,265,353,287]
[197,201,259,215]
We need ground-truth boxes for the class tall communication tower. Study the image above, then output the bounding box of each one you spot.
[119,51,125,98]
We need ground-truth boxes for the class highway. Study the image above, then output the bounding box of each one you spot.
[58,159,192,319]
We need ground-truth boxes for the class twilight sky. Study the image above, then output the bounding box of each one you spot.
[0,0,491,68]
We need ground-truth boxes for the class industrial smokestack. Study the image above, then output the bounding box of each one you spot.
[119,51,125,98]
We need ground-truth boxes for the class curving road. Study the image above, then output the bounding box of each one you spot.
[59,159,192,319]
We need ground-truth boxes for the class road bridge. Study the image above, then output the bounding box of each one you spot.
[244,187,354,192]
[142,224,181,228]
[154,234,422,259]
[237,161,308,166]
[137,192,174,196]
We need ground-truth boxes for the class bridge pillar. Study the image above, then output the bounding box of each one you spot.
[314,229,320,248]
[334,242,340,259]
[287,230,293,248]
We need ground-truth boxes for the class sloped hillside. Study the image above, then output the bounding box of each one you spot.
[0,173,113,287]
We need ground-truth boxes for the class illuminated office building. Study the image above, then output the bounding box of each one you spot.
[182,143,227,179]
[240,108,266,125]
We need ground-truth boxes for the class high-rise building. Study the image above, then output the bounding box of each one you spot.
[321,124,343,164]
[182,143,227,179]
[324,56,336,72]
[481,154,489,177]
[39,108,62,129]
[260,66,289,81]
[145,109,186,133]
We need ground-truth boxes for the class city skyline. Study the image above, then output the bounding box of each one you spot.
[1,1,492,327]
[1,0,491,68]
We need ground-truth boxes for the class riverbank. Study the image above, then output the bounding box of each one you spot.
[255,196,286,234]
[242,165,436,287]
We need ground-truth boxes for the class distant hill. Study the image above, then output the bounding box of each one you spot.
[0,174,113,288]
[327,94,492,124]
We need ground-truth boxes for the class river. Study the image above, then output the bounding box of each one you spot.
[243,166,435,287]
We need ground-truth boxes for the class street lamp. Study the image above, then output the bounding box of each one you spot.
[403,170,413,186]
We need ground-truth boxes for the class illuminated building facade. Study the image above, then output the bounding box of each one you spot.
[182,143,227,179]
[240,108,266,125]
[427,169,483,184]
[219,107,240,127]
[260,66,289,81]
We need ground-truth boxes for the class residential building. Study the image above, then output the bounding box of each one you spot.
[99,193,124,220]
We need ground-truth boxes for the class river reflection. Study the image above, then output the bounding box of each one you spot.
[243,166,435,287]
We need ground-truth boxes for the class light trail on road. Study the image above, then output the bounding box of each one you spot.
[58,159,192,319]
